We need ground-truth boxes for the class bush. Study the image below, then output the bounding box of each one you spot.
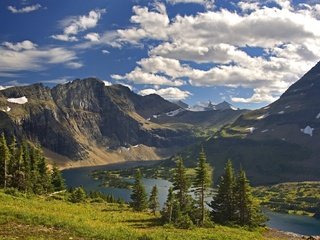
[174,214,194,229]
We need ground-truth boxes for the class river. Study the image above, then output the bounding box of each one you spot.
[62,161,320,236]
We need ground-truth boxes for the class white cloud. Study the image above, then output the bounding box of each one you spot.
[102,49,110,54]
[231,89,279,103]
[2,40,37,51]
[138,87,192,101]
[41,77,73,85]
[0,40,79,74]
[167,0,215,9]
[51,9,106,42]
[84,32,100,42]
[113,2,320,103]
[8,4,42,14]
[65,62,83,69]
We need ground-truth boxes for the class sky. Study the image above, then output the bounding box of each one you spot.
[0,0,320,109]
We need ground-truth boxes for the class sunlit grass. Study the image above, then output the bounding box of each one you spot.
[0,191,286,240]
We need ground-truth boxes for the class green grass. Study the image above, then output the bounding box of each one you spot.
[0,191,289,240]
[253,182,320,216]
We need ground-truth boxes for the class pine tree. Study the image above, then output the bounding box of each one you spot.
[51,164,65,191]
[193,148,212,225]
[11,146,25,190]
[70,187,86,203]
[0,133,10,188]
[161,187,175,223]
[38,156,52,193]
[22,140,32,192]
[173,156,190,211]
[130,169,147,211]
[235,169,266,226]
[8,136,17,178]
[210,160,236,224]
[149,185,159,215]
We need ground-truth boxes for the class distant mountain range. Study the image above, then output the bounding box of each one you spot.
[0,79,244,168]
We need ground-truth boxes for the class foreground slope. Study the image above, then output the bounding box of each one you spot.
[0,191,293,240]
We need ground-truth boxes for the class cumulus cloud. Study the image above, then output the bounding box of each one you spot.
[84,32,100,42]
[8,4,42,14]
[138,87,191,101]
[2,40,37,51]
[112,2,320,103]
[167,0,215,9]
[0,40,79,74]
[51,9,106,42]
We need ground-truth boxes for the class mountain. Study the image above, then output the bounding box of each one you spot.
[0,78,241,168]
[173,100,189,109]
[179,61,320,185]
[188,101,238,111]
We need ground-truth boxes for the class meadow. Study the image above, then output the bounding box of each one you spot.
[0,190,293,240]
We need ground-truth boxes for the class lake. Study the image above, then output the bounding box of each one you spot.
[62,161,320,236]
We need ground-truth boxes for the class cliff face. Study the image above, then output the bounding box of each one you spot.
[0,78,194,163]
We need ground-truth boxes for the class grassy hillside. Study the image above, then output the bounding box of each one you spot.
[0,190,292,240]
[254,182,320,216]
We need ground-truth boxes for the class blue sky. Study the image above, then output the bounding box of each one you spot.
[1,0,320,109]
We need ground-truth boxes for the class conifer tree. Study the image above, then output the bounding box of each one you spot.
[161,187,175,223]
[70,187,86,203]
[235,169,266,226]
[173,157,190,211]
[210,160,236,224]
[193,148,212,225]
[130,169,147,211]
[149,185,159,215]
[51,165,65,191]
[11,146,25,190]
[38,156,52,193]
[0,133,10,188]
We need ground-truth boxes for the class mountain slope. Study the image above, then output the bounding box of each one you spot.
[179,61,320,185]
[0,78,242,168]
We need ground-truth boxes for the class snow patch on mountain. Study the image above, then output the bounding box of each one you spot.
[301,126,314,137]
[316,113,320,119]
[246,127,255,133]
[7,96,28,104]
[166,108,185,117]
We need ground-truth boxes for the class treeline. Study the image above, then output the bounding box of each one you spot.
[0,133,65,194]
[130,148,266,228]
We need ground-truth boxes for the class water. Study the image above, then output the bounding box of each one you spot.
[62,161,320,236]
[62,161,172,206]
[264,209,320,236]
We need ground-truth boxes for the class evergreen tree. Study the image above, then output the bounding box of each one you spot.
[130,169,147,211]
[51,164,65,191]
[235,169,266,226]
[8,136,17,178]
[38,155,52,193]
[0,133,10,188]
[161,187,175,223]
[70,187,86,203]
[210,160,236,224]
[193,148,212,225]
[11,146,25,190]
[173,157,190,211]
[22,140,32,192]
[149,185,159,215]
